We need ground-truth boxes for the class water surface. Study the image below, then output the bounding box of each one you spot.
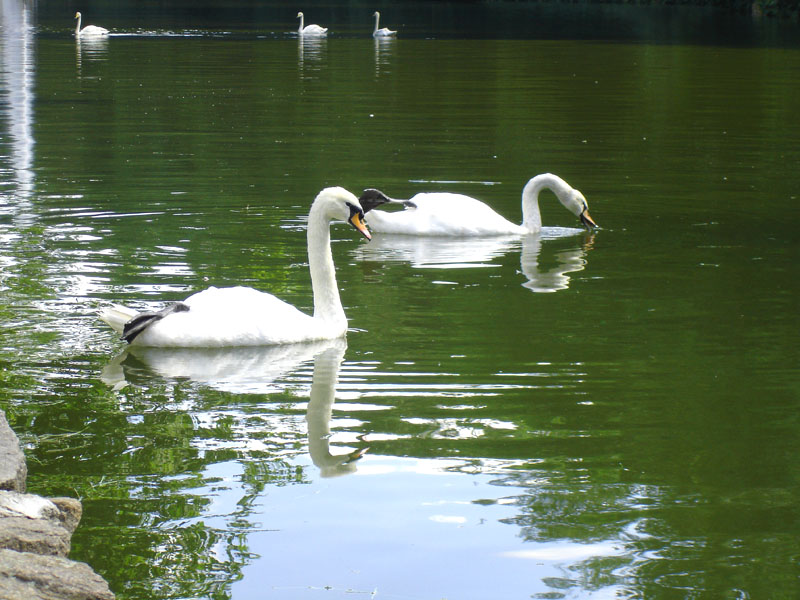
[1,3,799,599]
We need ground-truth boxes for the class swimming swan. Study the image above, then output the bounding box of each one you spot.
[99,187,373,347]
[74,12,109,37]
[297,12,328,36]
[359,173,597,236]
[372,11,397,37]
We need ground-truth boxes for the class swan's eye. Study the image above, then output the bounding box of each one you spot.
[346,202,364,218]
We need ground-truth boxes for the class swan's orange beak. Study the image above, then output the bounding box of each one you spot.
[349,211,371,241]
[580,210,597,230]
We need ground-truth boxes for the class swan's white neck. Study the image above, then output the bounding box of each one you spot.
[298,14,304,33]
[520,173,573,233]
[307,202,346,327]
[374,12,380,33]
[75,14,81,35]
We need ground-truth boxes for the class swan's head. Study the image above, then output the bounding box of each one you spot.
[316,187,371,240]
[297,12,304,18]
[565,189,597,230]
[74,12,81,19]
[373,11,380,17]
[359,188,417,213]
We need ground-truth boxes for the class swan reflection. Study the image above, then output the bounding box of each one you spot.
[354,233,519,269]
[0,0,36,217]
[298,36,327,77]
[101,338,365,476]
[520,232,595,293]
[374,36,396,77]
[75,35,110,74]
[353,230,595,292]
[305,342,367,477]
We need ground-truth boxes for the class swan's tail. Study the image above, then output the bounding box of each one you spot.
[120,303,190,343]
[99,305,138,334]
[100,302,191,343]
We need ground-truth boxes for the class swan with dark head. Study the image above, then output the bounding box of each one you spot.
[359,173,597,236]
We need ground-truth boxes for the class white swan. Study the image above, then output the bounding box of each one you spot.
[74,12,109,37]
[372,11,397,37]
[297,12,328,37]
[359,173,597,236]
[99,187,371,347]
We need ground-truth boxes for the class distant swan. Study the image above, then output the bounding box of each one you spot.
[297,12,328,37]
[74,12,108,37]
[372,11,397,37]
[359,173,597,236]
[99,187,375,347]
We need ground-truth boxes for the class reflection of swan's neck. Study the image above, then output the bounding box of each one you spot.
[307,202,345,327]
[520,173,573,233]
[306,343,358,477]
[520,235,590,293]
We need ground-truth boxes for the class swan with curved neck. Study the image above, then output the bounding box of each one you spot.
[74,12,109,37]
[297,12,328,37]
[372,11,397,37]
[359,173,597,236]
[99,187,374,347]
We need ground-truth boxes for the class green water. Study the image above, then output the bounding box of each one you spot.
[2,3,799,599]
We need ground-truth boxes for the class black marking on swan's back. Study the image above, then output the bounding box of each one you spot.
[122,302,190,343]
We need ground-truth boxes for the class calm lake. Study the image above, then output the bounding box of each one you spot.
[2,2,799,598]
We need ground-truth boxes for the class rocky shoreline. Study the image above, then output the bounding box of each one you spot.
[0,410,115,600]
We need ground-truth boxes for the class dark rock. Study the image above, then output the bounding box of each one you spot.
[0,549,115,600]
[0,516,71,557]
[48,498,82,534]
[0,412,26,493]
[0,491,83,557]
[0,492,66,525]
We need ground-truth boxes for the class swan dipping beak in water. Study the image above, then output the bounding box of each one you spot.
[359,173,598,236]
[579,207,597,230]
[100,187,371,347]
